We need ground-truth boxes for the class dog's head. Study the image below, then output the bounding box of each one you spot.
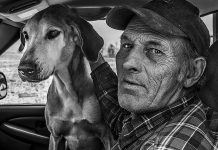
[18,5,103,82]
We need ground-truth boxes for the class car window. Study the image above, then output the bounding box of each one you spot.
[202,14,213,44]
[0,15,213,105]
[90,20,123,72]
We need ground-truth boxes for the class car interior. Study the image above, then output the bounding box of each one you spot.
[0,0,217,150]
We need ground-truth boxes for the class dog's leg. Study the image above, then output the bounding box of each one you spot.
[49,135,65,150]
[93,123,112,150]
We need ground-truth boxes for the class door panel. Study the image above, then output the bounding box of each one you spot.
[8,116,49,137]
[0,105,49,150]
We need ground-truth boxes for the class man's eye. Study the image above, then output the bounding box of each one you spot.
[46,30,61,40]
[122,43,133,49]
[147,48,163,55]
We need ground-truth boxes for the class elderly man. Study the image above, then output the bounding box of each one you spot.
[89,0,217,149]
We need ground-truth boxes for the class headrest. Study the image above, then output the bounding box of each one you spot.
[198,40,218,111]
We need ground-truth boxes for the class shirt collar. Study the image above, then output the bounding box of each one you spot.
[119,94,198,149]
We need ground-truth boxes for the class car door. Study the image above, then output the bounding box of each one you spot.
[0,105,49,150]
[0,22,50,150]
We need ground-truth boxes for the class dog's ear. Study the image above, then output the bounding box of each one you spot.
[18,29,25,52]
[70,17,104,62]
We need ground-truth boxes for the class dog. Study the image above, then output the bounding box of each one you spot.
[18,5,111,150]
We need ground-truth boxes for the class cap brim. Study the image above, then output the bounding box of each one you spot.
[106,7,135,30]
[106,6,187,37]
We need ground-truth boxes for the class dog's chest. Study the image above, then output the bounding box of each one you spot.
[47,79,101,122]
[51,118,73,136]
[50,117,99,140]
[47,82,83,120]
[46,80,101,135]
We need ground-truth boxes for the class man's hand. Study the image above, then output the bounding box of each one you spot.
[89,53,106,71]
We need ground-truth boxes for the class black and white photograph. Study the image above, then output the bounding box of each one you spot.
[0,0,217,150]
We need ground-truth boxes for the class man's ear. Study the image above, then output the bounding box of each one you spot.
[69,16,104,62]
[183,57,206,88]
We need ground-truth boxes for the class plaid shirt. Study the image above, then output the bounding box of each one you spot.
[91,62,218,150]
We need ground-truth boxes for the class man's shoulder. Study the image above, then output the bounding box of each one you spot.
[153,100,215,150]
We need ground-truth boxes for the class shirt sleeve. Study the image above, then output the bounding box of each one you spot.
[91,62,130,139]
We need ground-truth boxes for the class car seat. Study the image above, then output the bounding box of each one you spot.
[198,40,218,111]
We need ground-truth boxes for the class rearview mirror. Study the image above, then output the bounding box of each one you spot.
[0,72,7,100]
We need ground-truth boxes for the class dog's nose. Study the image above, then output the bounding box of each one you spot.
[18,63,37,77]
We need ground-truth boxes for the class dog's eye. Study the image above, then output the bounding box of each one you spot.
[23,31,29,40]
[46,30,61,40]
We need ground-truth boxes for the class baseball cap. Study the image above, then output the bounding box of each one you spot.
[106,0,210,56]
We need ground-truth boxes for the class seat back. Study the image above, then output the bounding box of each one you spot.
[198,40,218,111]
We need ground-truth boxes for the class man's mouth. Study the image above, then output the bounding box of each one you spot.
[122,78,143,88]
[123,79,140,86]
[121,78,148,92]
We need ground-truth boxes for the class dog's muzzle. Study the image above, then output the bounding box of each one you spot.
[18,62,42,82]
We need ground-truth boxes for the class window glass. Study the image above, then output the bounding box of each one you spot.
[202,14,213,44]
[90,20,122,72]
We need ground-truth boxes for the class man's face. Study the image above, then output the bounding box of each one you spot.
[116,28,188,113]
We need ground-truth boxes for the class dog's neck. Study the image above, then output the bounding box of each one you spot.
[53,47,93,99]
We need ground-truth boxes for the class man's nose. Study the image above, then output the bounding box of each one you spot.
[122,50,142,73]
